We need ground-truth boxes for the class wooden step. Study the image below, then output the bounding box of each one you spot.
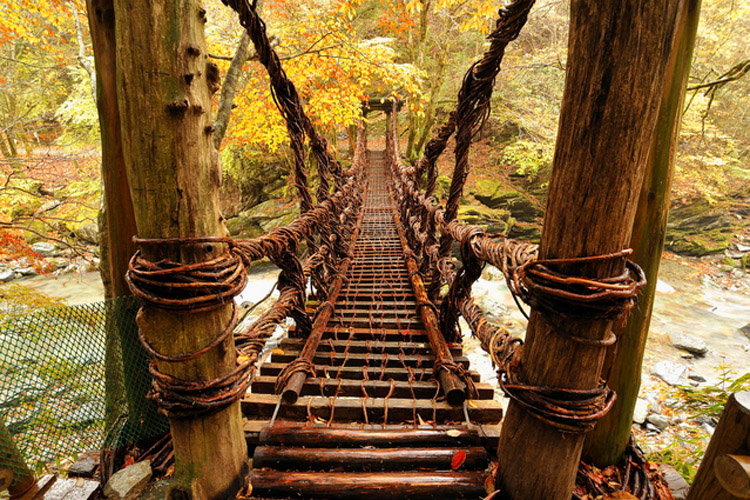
[252,445,489,471]
[241,394,502,423]
[244,421,504,455]
[269,351,469,369]
[251,376,494,400]
[257,424,485,448]
[279,338,463,356]
[247,470,488,499]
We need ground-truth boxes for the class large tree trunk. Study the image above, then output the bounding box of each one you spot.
[494,2,687,499]
[86,0,163,445]
[112,0,247,498]
[583,0,702,466]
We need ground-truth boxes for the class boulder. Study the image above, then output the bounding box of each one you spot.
[632,398,650,425]
[739,323,750,341]
[457,204,513,235]
[658,464,690,500]
[670,333,708,356]
[75,223,100,244]
[31,241,58,257]
[0,268,15,282]
[647,413,670,430]
[470,179,543,222]
[103,461,152,500]
[665,199,738,256]
[651,360,686,385]
[225,199,298,238]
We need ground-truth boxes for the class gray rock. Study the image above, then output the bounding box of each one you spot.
[75,223,100,244]
[651,360,687,385]
[659,464,690,500]
[680,353,694,359]
[632,398,650,425]
[647,413,670,430]
[740,323,750,340]
[688,373,706,382]
[14,266,37,276]
[737,243,750,252]
[103,460,152,500]
[701,422,715,435]
[671,333,708,356]
[31,241,58,257]
[68,451,99,477]
[0,268,15,282]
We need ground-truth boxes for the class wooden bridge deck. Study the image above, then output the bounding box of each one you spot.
[242,151,502,499]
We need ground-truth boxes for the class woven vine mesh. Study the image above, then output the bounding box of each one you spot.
[0,296,167,484]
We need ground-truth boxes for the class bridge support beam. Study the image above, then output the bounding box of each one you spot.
[495,1,688,499]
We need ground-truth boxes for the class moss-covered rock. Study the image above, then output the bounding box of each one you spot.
[665,199,743,256]
[470,179,543,222]
[457,204,513,235]
[507,221,543,243]
[225,199,299,238]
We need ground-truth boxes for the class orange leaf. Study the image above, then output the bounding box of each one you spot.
[451,450,467,470]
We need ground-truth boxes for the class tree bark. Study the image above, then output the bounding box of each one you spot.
[112,0,247,497]
[494,2,687,499]
[86,0,163,445]
[583,0,702,466]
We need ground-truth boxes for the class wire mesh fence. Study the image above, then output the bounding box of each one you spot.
[0,296,167,485]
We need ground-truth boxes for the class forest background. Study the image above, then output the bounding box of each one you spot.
[0,0,747,279]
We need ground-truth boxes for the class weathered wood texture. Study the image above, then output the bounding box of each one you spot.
[258,425,483,448]
[85,0,163,445]
[688,392,750,500]
[495,1,688,499]
[253,446,488,471]
[715,454,750,498]
[584,0,703,466]
[248,470,487,500]
[112,0,246,497]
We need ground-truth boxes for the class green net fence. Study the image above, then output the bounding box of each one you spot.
[0,296,167,485]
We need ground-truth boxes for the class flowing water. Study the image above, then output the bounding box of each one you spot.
[12,256,750,388]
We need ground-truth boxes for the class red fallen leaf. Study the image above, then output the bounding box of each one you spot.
[123,456,135,467]
[451,449,467,470]
[401,330,410,335]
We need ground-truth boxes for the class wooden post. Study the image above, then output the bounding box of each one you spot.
[112,0,247,498]
[494,2,687,499]
[86,0,163,445]
[688,392,750,500]
[0,421,36,499]
[583,0,702,466]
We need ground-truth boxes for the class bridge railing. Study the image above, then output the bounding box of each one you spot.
[384,104,534,369]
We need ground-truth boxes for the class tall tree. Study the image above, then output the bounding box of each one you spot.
[583,0,703,466]
[86,0,164,446]
[494,1,688,499]
[112,0,246,497]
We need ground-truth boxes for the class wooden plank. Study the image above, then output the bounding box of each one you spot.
[258,424,483,447]
[270,352,470,369]
[278,338,463,356]
[252,446,489,471]
[243,421,503,454]
[258,363,481,382]
[247,470,488,500]
[241,394,502,423]
[251,376,494,400]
